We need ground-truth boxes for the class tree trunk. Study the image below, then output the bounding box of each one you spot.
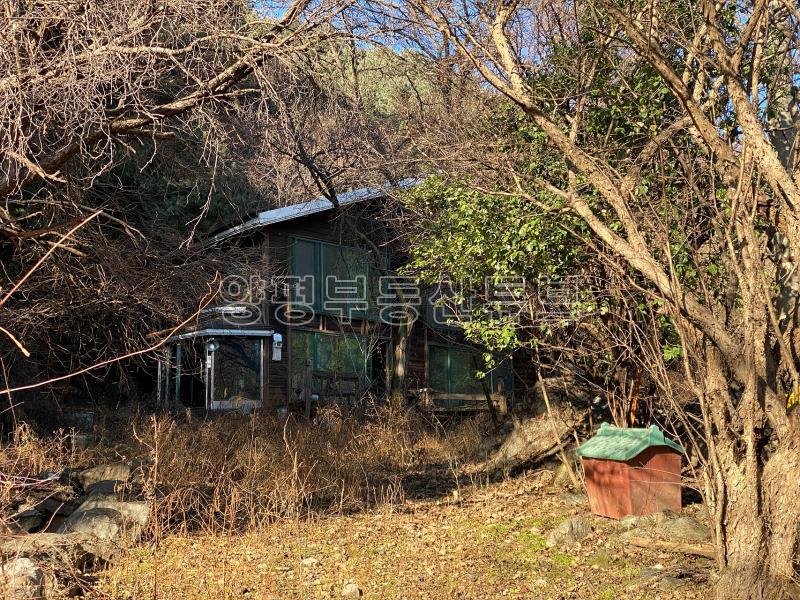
[699,361,800,599]
[389,306,414,410]
[713,444,800,599]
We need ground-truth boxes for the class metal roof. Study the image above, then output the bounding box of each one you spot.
[171,328,274,340]
[206,178,421,245]
[576,423,684,461]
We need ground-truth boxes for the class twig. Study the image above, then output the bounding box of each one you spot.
[624,536,716,559]
[0,325,30,357]
[0,211,101,308]
[0,275,221,395]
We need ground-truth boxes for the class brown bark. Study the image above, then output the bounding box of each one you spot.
[389,305,415,410]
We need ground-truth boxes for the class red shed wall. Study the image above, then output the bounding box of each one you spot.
[627,446,682,516]
[582,447,682,520]
[581,457,632,520]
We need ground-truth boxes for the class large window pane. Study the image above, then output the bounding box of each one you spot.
[291,331,370,381]
[322,244,369,317]
[428,345,449,393]
[291,238,380,319]
[212,338,261,405]
[449,349,484,395]
[428,345,490,395]
[291,331,371,406]
[292,239,317,308]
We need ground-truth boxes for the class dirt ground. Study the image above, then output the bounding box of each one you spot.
[94,469,714,599]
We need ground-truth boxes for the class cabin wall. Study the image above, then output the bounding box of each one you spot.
[230,202,526,411]
[256,207,399,407]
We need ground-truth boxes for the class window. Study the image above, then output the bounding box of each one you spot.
[290,331,372,395]
[211,338,263,410]
[428,344,513,396]
[290,237,381,319]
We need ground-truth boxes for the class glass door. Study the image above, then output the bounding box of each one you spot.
[207,337,264,411]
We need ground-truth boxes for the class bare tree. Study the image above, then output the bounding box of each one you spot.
[374,0,800,596]
[0,0,350,408]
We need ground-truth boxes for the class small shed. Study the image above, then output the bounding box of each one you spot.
[576,423,684,520]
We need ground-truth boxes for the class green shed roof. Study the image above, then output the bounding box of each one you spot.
[576,423,684,461]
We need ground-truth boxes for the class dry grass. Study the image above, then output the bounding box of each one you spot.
[0,423,94,528]
[1,405,487,534]
[133,406,487,535]
[2,411,715,599]
[94,473,715,600]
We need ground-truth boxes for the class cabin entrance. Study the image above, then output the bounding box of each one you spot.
[158,329,272,412]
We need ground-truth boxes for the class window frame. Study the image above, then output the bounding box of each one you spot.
[289,236,383,321]
[426,343,513,396]
[290,330,374,393]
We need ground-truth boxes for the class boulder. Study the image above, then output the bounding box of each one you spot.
[618,513,657,531]
[0,533,94,570]
[657,516,712,542]
[0,557,44,599]
[484,407,584,474]
[85,480,127,495]
[61,493,149,527]
[60,508,125,540]
[78,463,132,491]
[11,510,43,533]
[57,493,150,559]
[341,582,362,598]
[546,516,592,548]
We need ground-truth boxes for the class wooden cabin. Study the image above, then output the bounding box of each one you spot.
[156,182,531,415]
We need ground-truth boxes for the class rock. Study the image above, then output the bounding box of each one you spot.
[341,582,362,598]
[560,492,588,507]
[60,507,125,540]
[484,408,583,474]
[546,516,592,548]
[300,557,319,568]
[1,533,90,563]
[62,493,150,528]
[0,557,44,599]
[657,516,712,542]
[34,497,77,517]
[57,493,150,559]
[618,513,659,532]
[11,510,43,533]
[658,576,688,591]
[78,462,132,491]
[58,509,131,562]
[85,480,125,495]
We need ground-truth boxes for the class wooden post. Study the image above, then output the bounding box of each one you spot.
[537,365,580,489]
[303,359,312,419]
